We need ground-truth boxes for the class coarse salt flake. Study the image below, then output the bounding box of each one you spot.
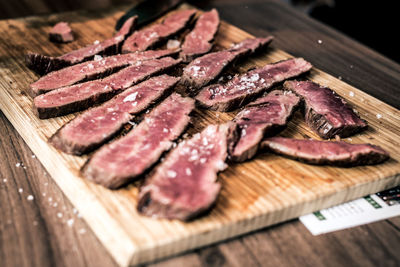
[27,195,34,201]
[376,114,382,119]
[16,163,21,167]
[185,168,192,176]
[349,91,354,97]
[57,212,63,218]
[93,40,100,45]
[94,55,103,61]
[123,92,138,102]
[317,39,323,44]
[167,170,177,178]
[18,188,23,193]
[67,218,74,227]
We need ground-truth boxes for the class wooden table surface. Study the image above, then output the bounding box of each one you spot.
[1,0,399,266]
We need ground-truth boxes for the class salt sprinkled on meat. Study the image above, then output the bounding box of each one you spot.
[167,170,177,178]
[123,91,138,102]
[57,212,63,218]
[18,188,23,193]
[376,114,382,119]
[27,195,34,201]
[200,158,207,164]
[349,91,354,97]
[163,128,169,133]
[185,168,192,175]
[94,55,103,61]
[87,63,94,70]
[317,39,323,44]
[93,40,100,45]
[2,179,6,183]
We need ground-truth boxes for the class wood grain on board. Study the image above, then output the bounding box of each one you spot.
[0,3,399,267]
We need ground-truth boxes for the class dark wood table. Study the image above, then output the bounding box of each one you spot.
[1,0,399,266]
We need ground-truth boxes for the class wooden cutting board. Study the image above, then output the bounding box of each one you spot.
[0,4,399,266]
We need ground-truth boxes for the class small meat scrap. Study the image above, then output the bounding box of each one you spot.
[49,22,74,43]
[50,75,179,155]
[261,137,389,166]
[122,9,196,53]
[29,49,177,96]
[180,9,220,62]
[26,16,137,75]
[138,123,234,221]
[229,90,300,162]
[284,80,367,138]
[34,57,181,119]
[196,58,312,111]
[182,37,274,94]
[82,93,195,189]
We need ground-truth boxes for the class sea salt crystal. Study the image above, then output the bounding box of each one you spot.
[27,195,34,201]
[317,39,323,44]
[2,178,6,183]
[48,197,53,202]
[31,155,36,158]
[87,63,94,70]
[200,158,206,164]
[216,160,227,171]
[57,212,63,218]
[67,218,74,227]
[185,168,192,176]
[111,118,116,121]
[18,188,23,193]
[16,163,21,167]
[93,40,100,45]
[202,137,208,146]
[349,91,354,97]
[53,202,58,207]
[376,114,382,119]
[167,170,177,178]
[241,129,247,137]
[163,128,169,133]
[167,39,180,50]
[94,55,103,61]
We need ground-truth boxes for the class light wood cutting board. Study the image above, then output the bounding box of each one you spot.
[0,4,399,266]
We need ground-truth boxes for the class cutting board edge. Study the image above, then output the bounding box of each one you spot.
[126,172,400,266]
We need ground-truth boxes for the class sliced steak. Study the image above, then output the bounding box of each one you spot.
[195,58,312,111]
[261,137,389,166]
[182,37,274,94]
[122,10,196,53]
[180,9,220,62]
[138,123,234,221]
[29,49,176,97]
[33,57,181,119]
[284,80,367,139]
[229,90,300,162]
[82,93,195,189]
[49,22,74,43]
[50,75,179,155]
[26,17,137,75]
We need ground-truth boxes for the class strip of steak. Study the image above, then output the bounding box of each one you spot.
[49,22,74,43]
[180,9,220,62]
[50,75,179,155]
[229,90,300,162]
[122,10,196,53]
[284,80,367,139]
[29,49,177,97]
[195,58,312,111]
[138,123,234,221]
[82,93,195,189]
[33,57,181,119]
[26,17,137,75]
[181,37,274,94]
[261,137,389,166]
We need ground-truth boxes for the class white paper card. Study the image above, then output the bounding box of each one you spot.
[300,188,400,236]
